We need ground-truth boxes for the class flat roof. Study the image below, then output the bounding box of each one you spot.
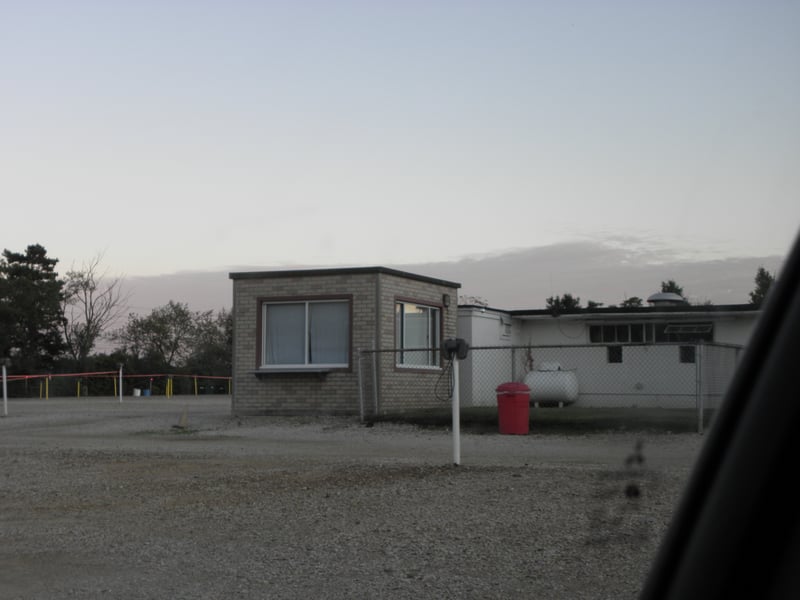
[508,304,758,317]
[458,303,760,319]
[229,266,460,289]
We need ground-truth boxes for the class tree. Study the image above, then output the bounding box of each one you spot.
[621,296,643,308]
[749,266,775,307]
[661,280,685,297]
[62,254,129,370]
[113,302,232,375]
[185,309,233,375]
[546,293,581,315]
[0,244,65,372]
[587,300,604,309]
[113,301,198,370]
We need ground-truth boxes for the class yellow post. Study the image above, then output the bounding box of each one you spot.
[228,378,231,395]
[46,377,49,400]
[39,381,43,398]
[194,377,198,396]
[113,377,117,397]
[77,380,81,398]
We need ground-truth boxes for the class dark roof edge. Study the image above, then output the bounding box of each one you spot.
[507,303,760,317]
[229,266,461,289]
[458,303,760,315]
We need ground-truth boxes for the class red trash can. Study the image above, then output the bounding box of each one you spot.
[496,382,531,435]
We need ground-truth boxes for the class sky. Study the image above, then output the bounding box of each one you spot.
[2,1,799,307]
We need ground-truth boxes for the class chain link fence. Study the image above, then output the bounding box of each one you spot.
[358,343,743,431]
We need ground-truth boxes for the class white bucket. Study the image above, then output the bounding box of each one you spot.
[133,388,141,397]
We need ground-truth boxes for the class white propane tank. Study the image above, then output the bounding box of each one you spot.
[523,362,579,405]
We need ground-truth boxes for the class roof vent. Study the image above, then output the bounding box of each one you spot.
[647,292,688,306]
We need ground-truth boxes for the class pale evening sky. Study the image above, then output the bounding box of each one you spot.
[2,1,798,302]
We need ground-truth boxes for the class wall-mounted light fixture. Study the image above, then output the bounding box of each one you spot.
[442,294,451,307]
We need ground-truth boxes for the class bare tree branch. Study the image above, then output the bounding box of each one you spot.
[62,253,130,367]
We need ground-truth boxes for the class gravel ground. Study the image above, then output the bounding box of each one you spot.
[0,396,704,599]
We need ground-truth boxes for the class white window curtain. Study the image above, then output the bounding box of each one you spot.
[265,304,305,365]
[308,302,349,364]
[404,307,430,366]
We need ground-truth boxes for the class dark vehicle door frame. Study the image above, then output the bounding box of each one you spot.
[641,231,800,600]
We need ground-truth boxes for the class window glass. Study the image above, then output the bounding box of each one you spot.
[396,302,441,367]
[309,302,349,364]
[664,323,713,343]
[265,303,305,365]
[679,345,697,363]
[607,346,623,363]
[263,300,349,367]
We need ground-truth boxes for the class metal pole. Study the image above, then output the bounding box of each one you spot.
[696,344,704,434]
[356,348,365,422]
[452,358,461,466]
[2,365,7,417]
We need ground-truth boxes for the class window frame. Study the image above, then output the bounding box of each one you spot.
[395,298,443,370]
[257,295,352,371]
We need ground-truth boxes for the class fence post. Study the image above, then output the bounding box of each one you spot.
[452,358,461,466]
[2,364,7,417]
[696,343,704,434]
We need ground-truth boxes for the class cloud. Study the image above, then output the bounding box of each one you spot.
[401,242,783,309]
[121,241,784,314]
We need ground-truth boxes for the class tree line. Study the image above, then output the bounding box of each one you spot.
[0,243,779,374]
[0,244,231,377]
[545,272,775,314]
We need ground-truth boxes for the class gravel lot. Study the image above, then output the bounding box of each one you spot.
[0,396,704,599]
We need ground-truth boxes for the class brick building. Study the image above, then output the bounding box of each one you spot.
[229,267,460,415]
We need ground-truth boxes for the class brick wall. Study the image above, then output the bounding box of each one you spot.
[231,272,377,415]
[231,268,459,416]
[376,272,459,413]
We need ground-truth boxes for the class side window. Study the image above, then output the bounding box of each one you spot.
[607,346,623,363]
[395,301,441,368]
[679,345,696,364]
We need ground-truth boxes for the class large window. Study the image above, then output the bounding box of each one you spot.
[395,301,441,368]
[261,300,350,368]
[589,322,712,344]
